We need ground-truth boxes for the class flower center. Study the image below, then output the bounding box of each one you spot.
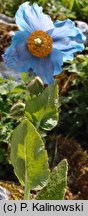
[27,30,53,58]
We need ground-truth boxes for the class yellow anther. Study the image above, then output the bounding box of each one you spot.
[34,38,42,46]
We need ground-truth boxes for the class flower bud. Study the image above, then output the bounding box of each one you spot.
[27,76,44,95]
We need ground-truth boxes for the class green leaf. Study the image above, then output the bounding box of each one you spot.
[36,159,68,200]
[0,81,18,95]
[21,72,29,83]
[25,83,59,131]
[69,0,75,10]
[10,119,49,192]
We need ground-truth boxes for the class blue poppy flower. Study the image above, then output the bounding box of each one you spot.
[3,2,85,84]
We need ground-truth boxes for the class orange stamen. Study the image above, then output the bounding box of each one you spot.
[27,30,53,58]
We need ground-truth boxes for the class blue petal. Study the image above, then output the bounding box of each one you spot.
[3,31,32,71]
[16,2,54,32]
[50,49,63,76]
[3,30,63,84]
[51,19,85,61]
[28,48,63,84]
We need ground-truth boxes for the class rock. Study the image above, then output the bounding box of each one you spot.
[0,62,21,81]
[0,15,20,81]
[0,186,9,200]
[0,13,15,24]
[75,21,88,45]
[0,15,18,61]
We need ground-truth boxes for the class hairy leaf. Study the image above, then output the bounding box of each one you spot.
[25,83,59,130]
[36,159,68,200]
[11,119,49,190]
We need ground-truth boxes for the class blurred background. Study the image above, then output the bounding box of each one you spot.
[0,0,88,21]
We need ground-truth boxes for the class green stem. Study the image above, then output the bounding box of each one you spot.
[24,182,30,200]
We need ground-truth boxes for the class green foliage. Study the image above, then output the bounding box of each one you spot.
[0,80,19,95]
[0,0,88,21]
[45,0,88,21]
[61,55,88,142]
[0,0,47,17]
[44,0,76,20]
[36,159,68,200]
[0,0,12,16]
[0,0,26,16]
[25,83,59,131]
[10,118,49,199]
[0,76,59,169]
[0,77,27,143]
[69,0,88,20]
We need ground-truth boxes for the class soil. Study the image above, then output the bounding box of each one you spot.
[0,22,17,62]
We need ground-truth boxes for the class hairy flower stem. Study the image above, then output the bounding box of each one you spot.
[24,182,30,200]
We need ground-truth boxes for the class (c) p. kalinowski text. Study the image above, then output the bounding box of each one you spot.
[32,202,83,212]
